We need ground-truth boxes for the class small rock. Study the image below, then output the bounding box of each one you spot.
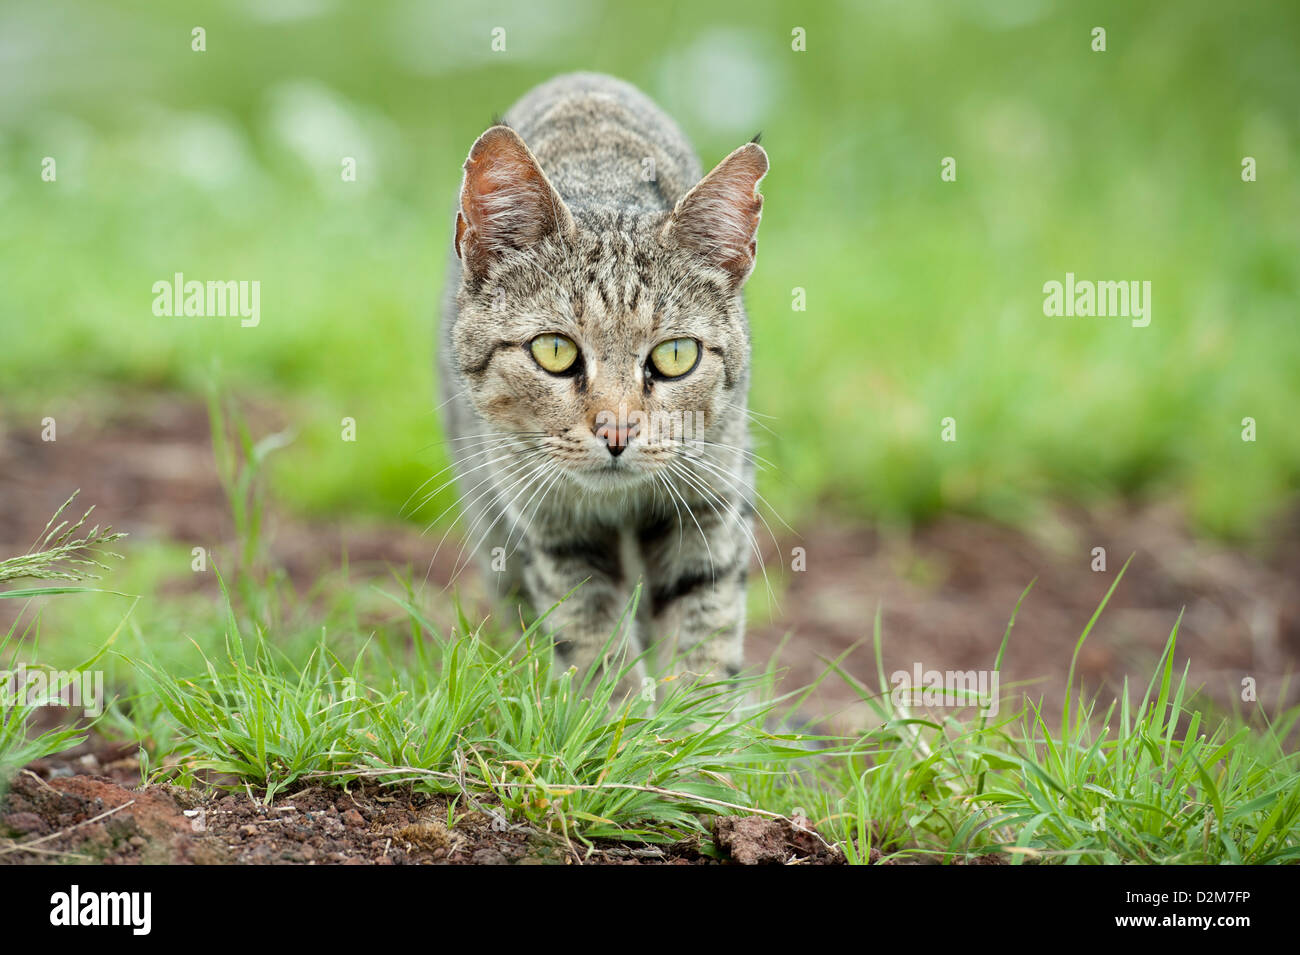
[471,848,509,866]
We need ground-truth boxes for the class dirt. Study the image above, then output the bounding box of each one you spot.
[2,738,1019,864]
[2,741,847,865]
[0,394,1297,863]
[751,506,1300,729]
[713,814,848,865]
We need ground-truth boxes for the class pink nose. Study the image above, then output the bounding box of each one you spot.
[594,422,636,456]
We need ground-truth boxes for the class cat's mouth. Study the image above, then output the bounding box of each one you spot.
[567,456,654,491]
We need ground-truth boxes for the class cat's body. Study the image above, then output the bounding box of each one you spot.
[438,73,767,693]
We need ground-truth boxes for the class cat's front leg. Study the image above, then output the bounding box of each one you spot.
[643,502,750,683]
[519,535,647,700]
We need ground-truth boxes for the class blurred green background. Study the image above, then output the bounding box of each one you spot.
[2,0,1297,539]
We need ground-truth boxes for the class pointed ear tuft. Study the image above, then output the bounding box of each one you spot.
[662,142,768,285]
[456,125,572,278]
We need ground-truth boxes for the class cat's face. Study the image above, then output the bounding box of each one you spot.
[450,127,766,491]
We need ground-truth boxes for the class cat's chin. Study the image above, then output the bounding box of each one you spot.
[567,462,656,493]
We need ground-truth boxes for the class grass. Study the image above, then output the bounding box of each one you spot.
[125,579,812,841]
[99,558,1300,861]
[812,610,1300,864]
[3,485,1296,861]
[0,492,126,787]
[0,617,94,788]
[0,491,126,598]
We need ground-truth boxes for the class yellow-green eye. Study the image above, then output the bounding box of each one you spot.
[530,334,578,374]
[649,338,699,379]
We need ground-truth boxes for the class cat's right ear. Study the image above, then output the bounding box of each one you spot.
[456,126,573,279]
[662,141,768,287]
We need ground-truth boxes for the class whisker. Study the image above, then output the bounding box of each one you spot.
[667,458,767,595]
[432,387,468,415]
[686,438,777,472]
[682,445,795,538]
[445,430,547,445]
[660,460,716,582]
[505,461,567,559]
[409,439,545,517]
[402,439,535,516]
[445,454,556,588]
[668,454,777,612]
[725,399,779,438]
[420,448,550,581]
[651,472,687,555]
[408,445,540,518]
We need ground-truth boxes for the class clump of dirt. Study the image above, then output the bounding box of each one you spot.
[713,815,847,865]
[1,771,226,864]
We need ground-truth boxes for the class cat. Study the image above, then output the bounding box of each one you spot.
[437,72,767,698]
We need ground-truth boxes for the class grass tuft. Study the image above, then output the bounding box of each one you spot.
[0,490,127,599]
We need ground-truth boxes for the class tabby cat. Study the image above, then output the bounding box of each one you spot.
[438,72,767,695]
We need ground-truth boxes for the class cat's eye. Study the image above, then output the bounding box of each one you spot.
[649,338,699,379]
[530,334,579,374]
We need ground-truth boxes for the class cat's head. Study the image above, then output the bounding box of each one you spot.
[449,125,767,490]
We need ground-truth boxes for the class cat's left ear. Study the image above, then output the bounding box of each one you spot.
[456,125,574,279]
[662,142,769,286]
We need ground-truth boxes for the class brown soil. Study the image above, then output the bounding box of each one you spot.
[2,740,845,865]
[751,506,1300,729]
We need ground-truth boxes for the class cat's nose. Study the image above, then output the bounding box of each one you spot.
[593,422,636,456]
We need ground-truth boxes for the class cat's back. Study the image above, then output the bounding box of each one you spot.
[503,72,701,222]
